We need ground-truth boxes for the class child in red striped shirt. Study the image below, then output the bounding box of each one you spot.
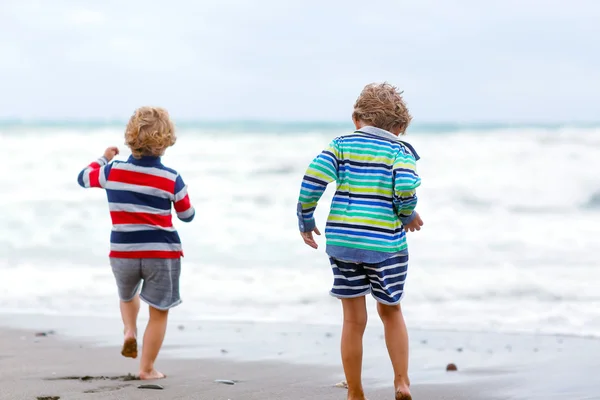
[77,107,194,380]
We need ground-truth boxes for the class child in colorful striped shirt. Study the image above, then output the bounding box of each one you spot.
[297,83,422,400]
[77,107,195,380]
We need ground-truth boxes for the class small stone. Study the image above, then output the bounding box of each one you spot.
[221,349,228,354]
[215,379,235,385]
[446,363,458,371]
[456,347,463,352]
[325,332,333,338]
[534,348,539,352]
[334,381,348,388]
[420,340,428,345]
[138,384,163,390]
[177,325,185,331]
[35,332,48,337]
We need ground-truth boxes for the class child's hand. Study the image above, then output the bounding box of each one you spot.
[301,227,321,249]
[103,146,120,161]
[404,212,424,232]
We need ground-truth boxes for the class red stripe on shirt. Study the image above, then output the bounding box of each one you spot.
[109,250,183,259]
[110,211,173,228]
[174,194,192,213]
[89,168,101,188]
[109,169,175,192]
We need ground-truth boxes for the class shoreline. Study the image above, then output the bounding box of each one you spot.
[0,313,599,399]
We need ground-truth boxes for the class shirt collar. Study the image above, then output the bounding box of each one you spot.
[128,155,162,166]
[356,126,420,161]
[357,125,399,141]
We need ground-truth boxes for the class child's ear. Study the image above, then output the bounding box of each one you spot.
[352,116,361,130]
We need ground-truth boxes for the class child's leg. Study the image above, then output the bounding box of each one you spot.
[120,295,140,358]
[139,306,169,379]
[120,295,140,336]
[138,258,181,380]
[377,303,410,398]
[341,296,368,400]
[110,258,143,359]
[364,254,411,399]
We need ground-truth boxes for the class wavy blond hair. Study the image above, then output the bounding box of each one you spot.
[352,82,412,134]
[125,106,176,158]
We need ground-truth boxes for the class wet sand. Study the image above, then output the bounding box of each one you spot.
[0,327,498,400]
[1,314,599,399]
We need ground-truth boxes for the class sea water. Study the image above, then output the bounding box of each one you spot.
[1,122,599,337]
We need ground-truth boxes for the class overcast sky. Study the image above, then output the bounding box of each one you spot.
[1,0,599,122]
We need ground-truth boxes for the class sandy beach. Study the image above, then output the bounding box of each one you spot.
[1,314,599,399]
[0,326,499,400]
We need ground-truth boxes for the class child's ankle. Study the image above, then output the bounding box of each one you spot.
[347,388,366,400]
[394,376,410,390]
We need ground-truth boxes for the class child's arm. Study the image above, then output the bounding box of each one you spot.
[297,140,340,244]
[77,147,118,189]
[173,175,195,222]
[392,148,421,225]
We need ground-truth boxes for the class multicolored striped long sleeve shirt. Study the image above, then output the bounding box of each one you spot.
[297,126,421,263]
[77,155,195,259]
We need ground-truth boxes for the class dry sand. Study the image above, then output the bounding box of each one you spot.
[0,327,498,400]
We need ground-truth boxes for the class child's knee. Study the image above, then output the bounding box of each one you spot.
[344,313,368,330]
[377,302,402,321]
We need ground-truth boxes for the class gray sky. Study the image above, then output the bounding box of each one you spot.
[1,0,599,122]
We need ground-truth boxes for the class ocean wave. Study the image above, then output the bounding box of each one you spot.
[583,191,600,209]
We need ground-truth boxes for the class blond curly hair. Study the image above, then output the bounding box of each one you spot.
[125,107,176,158]
[352,82,412,134]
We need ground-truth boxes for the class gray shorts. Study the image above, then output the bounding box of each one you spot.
[110,258,182,310]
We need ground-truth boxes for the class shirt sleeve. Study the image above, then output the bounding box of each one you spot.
[297,139,340,232]
[77,156,112,189]
[173,174,195,222]
[392,147,421,225]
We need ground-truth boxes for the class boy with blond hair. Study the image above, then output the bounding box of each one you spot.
[297,83,422,400]
[77,107,195,380]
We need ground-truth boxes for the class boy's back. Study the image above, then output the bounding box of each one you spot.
[79,156,195,258]
[298,126,421,261]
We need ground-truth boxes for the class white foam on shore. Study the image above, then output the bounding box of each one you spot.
[1,125,599,337]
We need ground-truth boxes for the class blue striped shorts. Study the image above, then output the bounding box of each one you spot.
[329,254,409,305]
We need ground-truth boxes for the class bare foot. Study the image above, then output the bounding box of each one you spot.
[121,333,138,359]
[395,388,412,400]
[139,369,166,380]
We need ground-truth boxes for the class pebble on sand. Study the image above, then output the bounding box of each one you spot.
[215,379,236,385]
[178,325,185,330]
[446,363,458,371]
[334,381,348,389]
